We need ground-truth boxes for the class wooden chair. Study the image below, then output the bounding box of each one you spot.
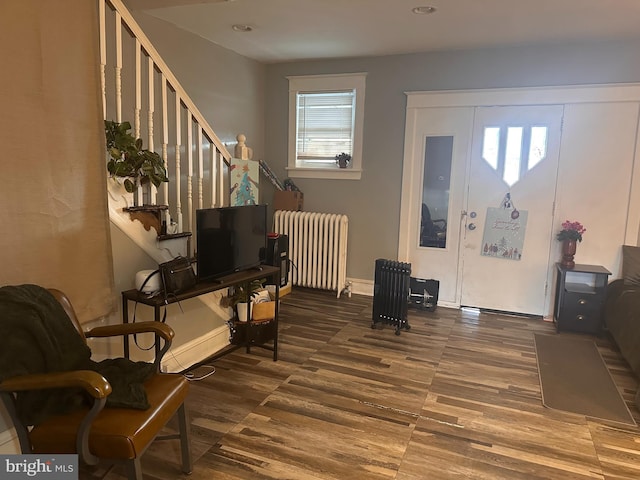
[0,288,192,480]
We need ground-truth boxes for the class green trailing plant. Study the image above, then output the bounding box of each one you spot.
[105,120,169,193]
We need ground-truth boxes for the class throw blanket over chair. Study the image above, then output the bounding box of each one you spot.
[0,285,191,480]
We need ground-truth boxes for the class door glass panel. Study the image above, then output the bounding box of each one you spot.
[482,127,500,169]
[528,126,548,169]
[420,136,452,248]
[504,127,523,186]
[481,125,549,186]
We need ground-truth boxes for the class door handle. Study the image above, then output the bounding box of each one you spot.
[468,223,476,230]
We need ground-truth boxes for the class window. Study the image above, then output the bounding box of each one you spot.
[481,124,549,187]
[287,73,366,180]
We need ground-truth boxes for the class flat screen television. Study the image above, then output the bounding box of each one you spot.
[196,204,267,282]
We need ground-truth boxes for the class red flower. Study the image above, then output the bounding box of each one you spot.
[557,220,586,242]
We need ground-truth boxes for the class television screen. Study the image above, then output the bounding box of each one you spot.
[196,204,267,281]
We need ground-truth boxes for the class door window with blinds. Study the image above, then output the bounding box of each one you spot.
[287,73,366,180]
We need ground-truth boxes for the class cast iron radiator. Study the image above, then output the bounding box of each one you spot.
[273,210,349,298]
[372,259,411,335]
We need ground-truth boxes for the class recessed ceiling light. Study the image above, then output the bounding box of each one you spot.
[412,6,437,15]
[232,24,253,32]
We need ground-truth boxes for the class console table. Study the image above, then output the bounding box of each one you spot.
[121,265,280,370]
[553,263,611,335]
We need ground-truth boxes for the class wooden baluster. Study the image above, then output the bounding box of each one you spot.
[218,149,225,207]
[197,127,204,211]
[161,74,169,220]
[209,143,218,208]
[134,40,141,139]
[175,94,183,233]
[148,57,156,205]
[132,41,143,206]
[99,0,106,119]
[187,114,194,236]
[114,11,122,124]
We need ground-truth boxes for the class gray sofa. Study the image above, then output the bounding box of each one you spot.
[604,246,640,408]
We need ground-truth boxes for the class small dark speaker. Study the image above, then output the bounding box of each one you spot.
[265,234,289,287]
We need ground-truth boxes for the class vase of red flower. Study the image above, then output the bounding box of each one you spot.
[557,220,586,268]
[560,239,577,268]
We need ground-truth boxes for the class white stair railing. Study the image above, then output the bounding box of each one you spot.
[99,0,231,254]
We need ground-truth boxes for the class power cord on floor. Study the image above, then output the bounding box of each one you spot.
[183,365,216,381]
[167,347,217,381]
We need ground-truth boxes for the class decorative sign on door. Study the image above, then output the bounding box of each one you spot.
[481,207,528,260]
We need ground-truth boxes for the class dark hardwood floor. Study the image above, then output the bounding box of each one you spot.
[83,288,640,479]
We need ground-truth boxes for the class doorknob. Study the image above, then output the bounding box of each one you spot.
[468,223,476,230]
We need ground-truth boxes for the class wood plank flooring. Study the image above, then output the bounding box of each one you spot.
[82,288,640,479]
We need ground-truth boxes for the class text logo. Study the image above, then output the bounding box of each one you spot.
[1,455,77,479]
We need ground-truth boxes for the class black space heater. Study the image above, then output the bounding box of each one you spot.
[372,259,411,335]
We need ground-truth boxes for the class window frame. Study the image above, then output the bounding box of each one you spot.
[287,73,366,180]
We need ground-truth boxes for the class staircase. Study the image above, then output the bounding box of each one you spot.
[99,0,234,369]
[101,0,231,253]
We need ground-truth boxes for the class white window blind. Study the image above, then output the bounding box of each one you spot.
[296,90,355,163]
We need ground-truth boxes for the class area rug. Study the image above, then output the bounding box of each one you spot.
[534,333,636,426]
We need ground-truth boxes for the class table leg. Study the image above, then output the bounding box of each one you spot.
[122,295,130,359]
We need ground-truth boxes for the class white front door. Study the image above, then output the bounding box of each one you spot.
[401,85,640,316]
[400,103,563,315]
[460,105,564,315]
[398,106,473,305]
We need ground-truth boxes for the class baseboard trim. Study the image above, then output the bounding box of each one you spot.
[161,325,230,373]
[348,277,373,296]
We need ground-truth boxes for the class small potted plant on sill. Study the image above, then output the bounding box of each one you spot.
[105,120,169,203]
[335,152,352,169]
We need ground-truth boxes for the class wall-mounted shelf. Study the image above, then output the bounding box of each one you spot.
[123,205,167,235]
[123,205,190,241]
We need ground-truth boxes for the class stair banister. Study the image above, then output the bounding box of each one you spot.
[100,0,232,254]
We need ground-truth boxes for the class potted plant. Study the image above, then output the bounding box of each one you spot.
[557,220,586,268]
[105,120,169,200]
[220,279,264,322]
[335,152,352,169]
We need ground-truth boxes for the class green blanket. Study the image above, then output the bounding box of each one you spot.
[0,284,155,425]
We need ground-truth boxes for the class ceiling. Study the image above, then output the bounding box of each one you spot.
[123,0,640,64]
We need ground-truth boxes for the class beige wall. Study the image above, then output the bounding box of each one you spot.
[128,9,267,185]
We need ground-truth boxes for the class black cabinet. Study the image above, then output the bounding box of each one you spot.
[553,263,611,334]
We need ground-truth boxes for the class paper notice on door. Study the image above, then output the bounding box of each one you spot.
[481,207,528,261]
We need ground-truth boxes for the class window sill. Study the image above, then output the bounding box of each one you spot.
[286,167,362,180]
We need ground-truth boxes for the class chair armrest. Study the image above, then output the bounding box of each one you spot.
[0,370,112,399]
[1,371,110,467]
[85,321,174,343]
[86,322,174,369]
